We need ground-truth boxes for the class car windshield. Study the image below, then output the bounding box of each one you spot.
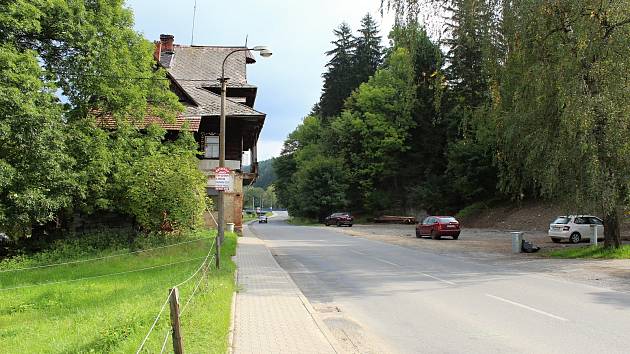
[438,217,457,223]
[552,217,570,224]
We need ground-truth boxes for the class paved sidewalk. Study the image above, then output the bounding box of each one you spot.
[232,226,337,354]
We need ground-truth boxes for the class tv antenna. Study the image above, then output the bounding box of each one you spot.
[191,0,197,45]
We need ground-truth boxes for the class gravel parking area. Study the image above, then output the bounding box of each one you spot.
[328,223,567,257]
[326,223,630,293]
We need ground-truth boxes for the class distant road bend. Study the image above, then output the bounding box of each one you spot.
[250,212,630,354]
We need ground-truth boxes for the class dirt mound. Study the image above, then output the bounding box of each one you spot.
[458,201,630,236]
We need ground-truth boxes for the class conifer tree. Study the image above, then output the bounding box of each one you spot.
[353,13,383,87]
[318,23,356,119]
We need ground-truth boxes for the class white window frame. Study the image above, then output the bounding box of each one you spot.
[204,135,219,158]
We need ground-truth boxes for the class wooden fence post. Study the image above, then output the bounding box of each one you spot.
[169,287,185,354]
[215,237,221,269]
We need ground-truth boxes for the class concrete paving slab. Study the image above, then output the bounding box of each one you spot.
[232,225,338,354]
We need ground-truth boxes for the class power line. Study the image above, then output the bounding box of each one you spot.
[0,236,212,273]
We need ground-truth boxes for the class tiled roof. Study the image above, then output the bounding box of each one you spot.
[96,115,201,131]
[161,45,256,89]
[180,84,265,117]
[159,44,264,118]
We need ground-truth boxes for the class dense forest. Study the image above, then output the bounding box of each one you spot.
[274,2,630,248]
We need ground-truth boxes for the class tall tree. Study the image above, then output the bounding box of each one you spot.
[388,25,452,212]
[0,45,73,238]
[353,14,383,87]
[494,0,630,248]
[274,116,348,217]
[443,0,501,205]
[331,47,417,211]
[0,0,203,238]
[318,23,356,119]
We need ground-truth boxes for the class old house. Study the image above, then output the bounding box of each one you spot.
[154,34,266,229]
[98,34,266,229]
[98,34,264,230]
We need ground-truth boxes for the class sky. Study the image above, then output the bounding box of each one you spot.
[125,0,395,161]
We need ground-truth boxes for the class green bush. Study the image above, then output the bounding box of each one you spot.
[125,152,206,233]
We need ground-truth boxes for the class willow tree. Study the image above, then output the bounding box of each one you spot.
[494,1,630,248]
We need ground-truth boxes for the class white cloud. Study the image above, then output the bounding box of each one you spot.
[243,139,284,163]
[257,139,284,161]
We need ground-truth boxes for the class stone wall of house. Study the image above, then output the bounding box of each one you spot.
[204,171,244,231]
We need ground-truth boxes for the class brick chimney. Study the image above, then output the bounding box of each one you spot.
[160,34,175,53]
[153,40,162,61]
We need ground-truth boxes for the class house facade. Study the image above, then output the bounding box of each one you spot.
[154,34,265,229]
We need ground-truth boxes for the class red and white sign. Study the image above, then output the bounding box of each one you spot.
[214,167,231,191]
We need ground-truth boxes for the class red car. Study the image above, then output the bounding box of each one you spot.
[416,216,461,240]
[324,212,353,227]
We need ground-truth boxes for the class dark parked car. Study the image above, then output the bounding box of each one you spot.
[416,216,461,240]
[324,212,353,227]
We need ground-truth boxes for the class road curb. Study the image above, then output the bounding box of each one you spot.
[243,223,344,354]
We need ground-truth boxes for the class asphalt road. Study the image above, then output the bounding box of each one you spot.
[250,212,630,354]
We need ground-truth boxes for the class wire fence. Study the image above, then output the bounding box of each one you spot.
[157,252,217,354]
[0,256,206,292]
[1,232,222,353]
[136,239,218,354]
[0,236,212,273]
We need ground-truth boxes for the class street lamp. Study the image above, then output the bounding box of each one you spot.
[216,46,272,267]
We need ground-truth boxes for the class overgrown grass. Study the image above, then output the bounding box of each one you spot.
[0,230,237,353]
[548,245,630,259]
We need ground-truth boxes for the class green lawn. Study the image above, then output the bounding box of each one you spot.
[548,245,630,259]
[0,230,236,353]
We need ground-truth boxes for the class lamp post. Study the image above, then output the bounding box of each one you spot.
[216,46,272,268]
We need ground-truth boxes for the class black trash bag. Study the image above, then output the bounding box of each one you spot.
[521,240,540,253]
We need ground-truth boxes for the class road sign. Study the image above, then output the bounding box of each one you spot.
[214,167,231,191]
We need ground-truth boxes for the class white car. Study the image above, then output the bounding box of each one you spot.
[548,215,604,244]
[258,214,268,223]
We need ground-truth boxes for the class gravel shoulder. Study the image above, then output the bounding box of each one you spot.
[326,223,630,293]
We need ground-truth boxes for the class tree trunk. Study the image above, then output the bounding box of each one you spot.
[603,208,621,249]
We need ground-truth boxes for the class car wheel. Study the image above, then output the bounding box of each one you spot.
[431,230,440,240]
[551,237,561,243]
[348,224,353,227]
[569,232,581,244]
[452,235,459,240]
[336,221,341,227]
[415,230,421,238]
